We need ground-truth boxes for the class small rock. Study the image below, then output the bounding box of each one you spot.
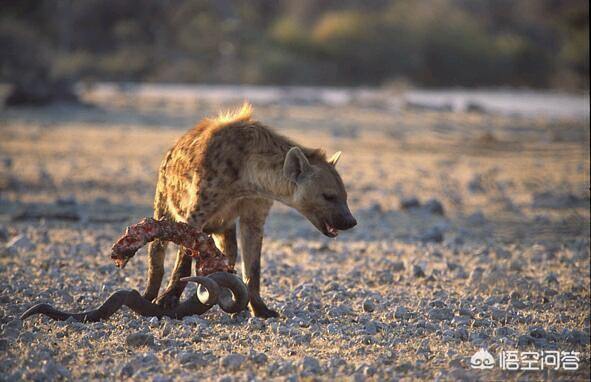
[566,330,590,345]
[41,361,71,380]
[248,317,265,330]
[299,356,321,374]
[162,322,172,337]
[360,364,376,377]
[220,353,245,371]
[328,357,346,369]
[469,267,484,284]
[182,315,208,328]
[119,364,134,378]
[454,328,469,341]
[423,199,444,215]
[125,332,155,347]
[511,298,527,309]
[394,306,409,319]
[251,352,268,364]
[421,226,444,243]
[364,321,378,335]
[395,362,413,373]
[0,226,8,242]
[429,308,454,321]
[509,260,524,272]
[362,299,375,313]
[495,327,513,337]
[391,261,405,272]
[413,264,426,278]
[149,317,159,327]
[329,304,353,317]
[529,327,546,339]
[544,272,559,284]
[179,351,207,368]
[490,308,509,322]
[465,211,487,226]
[4,235,36,253]
[494,248,512,259]
[416,339,431,355]
[468,174,485,193]
[518,335,535,347]
[400,197,421,210]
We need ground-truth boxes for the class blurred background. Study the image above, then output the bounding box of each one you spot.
[0,0,589,105]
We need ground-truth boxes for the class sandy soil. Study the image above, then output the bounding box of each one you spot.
[0,90,589,381]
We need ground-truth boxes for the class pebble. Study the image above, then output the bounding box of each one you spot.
[565,330,590,345]
[511,299,527,309]
[423,199,445,215]
[119,364,134,378]
[490,308,509,322]
[469,267,484,284]
[391,261,405,272]
[220,353,245,371]
[395,306,409,319]
[429,308,454,321]
[364,321,378,335]
[362,299,375,313]
[4,235,36,253]
[0,225,8,242]
[544,272,559,284]
[179,351,208,368]
[465,211,486,225]
[40,361,71,380]
[125,333,155,347]
[495,327,514,337]
[518,335,535,347]
[413,264,426,278]
[299,356,321,374]
[400,197,421,210]
[248,317,265,330]
[251,352,268,364]
[420,226,444,243]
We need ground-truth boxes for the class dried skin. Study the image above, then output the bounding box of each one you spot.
[111,218,232,275]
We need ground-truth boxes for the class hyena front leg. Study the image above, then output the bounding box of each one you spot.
[155,247,192,308]
[143,239,168,301]
[239,199,277,318]
[144,187,168,302]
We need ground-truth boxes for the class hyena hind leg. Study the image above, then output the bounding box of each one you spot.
[212,224,238,268]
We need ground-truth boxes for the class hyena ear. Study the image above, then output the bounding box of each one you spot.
[283,147,311,183]
[328,151,342,166]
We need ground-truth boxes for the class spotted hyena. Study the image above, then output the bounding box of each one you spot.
[145,103,357,318]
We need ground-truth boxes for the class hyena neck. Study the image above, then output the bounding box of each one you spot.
[248,145,295,205]
[248,156,296,204]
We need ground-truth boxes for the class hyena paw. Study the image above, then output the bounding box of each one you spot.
[250,304,279,319]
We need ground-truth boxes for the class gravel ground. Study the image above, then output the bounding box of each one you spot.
[0,92,590,381]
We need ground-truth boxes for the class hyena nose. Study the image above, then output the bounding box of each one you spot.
[342,215,357,230]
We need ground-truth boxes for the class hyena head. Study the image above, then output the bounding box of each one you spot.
[283,147,357,237]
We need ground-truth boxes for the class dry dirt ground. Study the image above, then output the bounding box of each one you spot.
[0,90,590,381]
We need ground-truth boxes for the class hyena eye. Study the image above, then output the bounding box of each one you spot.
[322,193,337,202]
